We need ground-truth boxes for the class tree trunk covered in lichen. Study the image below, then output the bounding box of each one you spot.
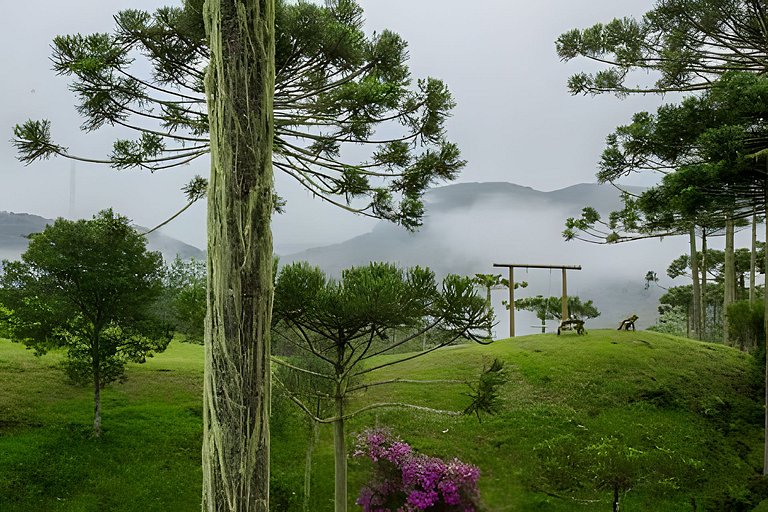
[202,0,275,510]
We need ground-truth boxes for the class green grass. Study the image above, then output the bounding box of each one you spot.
[0,341,204,512]
[0,330,763,511]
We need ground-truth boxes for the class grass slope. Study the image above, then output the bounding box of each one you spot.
[0,330,762,511]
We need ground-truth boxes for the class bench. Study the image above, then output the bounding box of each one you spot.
[557,318,586,335]
[617,315,638,331]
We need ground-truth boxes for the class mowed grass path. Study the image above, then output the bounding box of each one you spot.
[0,330,763,511]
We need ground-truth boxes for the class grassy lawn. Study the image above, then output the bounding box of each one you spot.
[0,330,763,511]
[0,341,204,512]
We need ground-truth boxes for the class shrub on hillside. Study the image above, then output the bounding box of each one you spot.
[647,305,688,337]
[727,300,764,352]
[354,428,481,511]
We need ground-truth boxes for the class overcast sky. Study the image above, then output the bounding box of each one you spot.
[0,0,664,249]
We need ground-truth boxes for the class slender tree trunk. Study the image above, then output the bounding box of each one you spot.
[303,420,319,512]
[752,209,758,304]
[613,485,620,512]
[485,286,493,338]
[724,216,736,346]
[689,225,702,340]
[333,398,347,512]
[202,1,275,511]
[701,231,708,339]
[92,334,102,438]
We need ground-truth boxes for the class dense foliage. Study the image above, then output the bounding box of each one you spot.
[159,257,206,343]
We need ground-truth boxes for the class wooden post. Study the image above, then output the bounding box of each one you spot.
[561,268,568,320]
[509,267,515,338]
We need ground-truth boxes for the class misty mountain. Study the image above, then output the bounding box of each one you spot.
[283,182,686,336]
[0,211,204,263]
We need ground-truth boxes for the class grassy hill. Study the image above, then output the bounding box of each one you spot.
[0,330,763,511]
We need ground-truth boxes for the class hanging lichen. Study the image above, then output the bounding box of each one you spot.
[202,1,276,511]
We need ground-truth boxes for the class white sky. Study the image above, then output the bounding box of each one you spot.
[0,0,664,249]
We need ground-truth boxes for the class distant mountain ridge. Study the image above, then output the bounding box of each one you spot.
[282,181,680,336]
[0,211,204,262]
[1,182,679,336]
[283,181,648,274]
[424,181,644,213]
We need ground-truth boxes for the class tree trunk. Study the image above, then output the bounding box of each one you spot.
[333,398,347,512]
[724,216,736,346]
[701,231,708,339]
[202,1,276,511]
[751,208,758,304]
[303,420,319,512]
[613,485,620,512]
[485,286,493,338]
[92,335,102,438]
[689,225,702,340]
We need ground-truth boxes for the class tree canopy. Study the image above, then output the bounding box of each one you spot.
[556,0,768,96]
[13,2,469,506]
[564,72,768,244]
[514,295,600,333]
[13,0,464,230]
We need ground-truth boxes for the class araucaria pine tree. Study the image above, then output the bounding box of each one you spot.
[12,1,466,509]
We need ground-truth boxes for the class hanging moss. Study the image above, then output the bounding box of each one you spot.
[202,1,276,511]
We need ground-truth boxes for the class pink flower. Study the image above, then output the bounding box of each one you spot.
[355,428,481,512]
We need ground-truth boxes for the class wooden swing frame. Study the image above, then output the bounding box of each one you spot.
[493,263,582,338]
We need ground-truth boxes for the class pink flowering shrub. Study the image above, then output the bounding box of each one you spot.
[354,428,481,512]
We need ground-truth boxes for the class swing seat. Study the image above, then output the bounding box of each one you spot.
[557,319,586,336]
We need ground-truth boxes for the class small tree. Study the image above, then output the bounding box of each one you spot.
[272,261,495,512]
[472,273,527,339]
[159,256,206,343]
[534,433,702,512]
[514,295,600,333]
[0,210,171,437]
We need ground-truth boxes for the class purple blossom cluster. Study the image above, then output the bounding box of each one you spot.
[354,428,481,512]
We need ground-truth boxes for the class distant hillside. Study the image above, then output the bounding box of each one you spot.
[282,182,682,335]
[424,181,643,214]
[0,211,204,262]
